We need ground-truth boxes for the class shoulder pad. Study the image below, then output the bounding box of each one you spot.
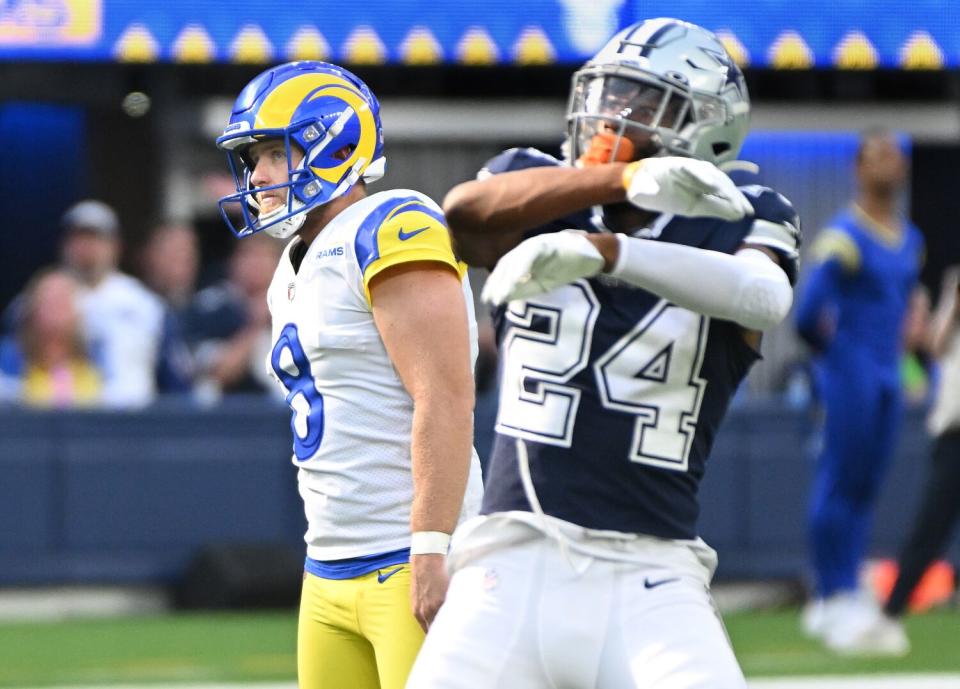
[365,188,441,213]
[736,185,802,285]
[738,185,800,228]
[478,147,562,179]
[721,160,762,188]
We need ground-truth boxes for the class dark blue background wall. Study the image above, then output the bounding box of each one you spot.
[0,104,88,312]
[0,399,952,585]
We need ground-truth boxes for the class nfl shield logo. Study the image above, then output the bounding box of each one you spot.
[287,282,296,301]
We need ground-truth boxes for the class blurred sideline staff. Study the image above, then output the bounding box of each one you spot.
[2,200,193,408]
[884,266,960,623]
[794,129,925,655]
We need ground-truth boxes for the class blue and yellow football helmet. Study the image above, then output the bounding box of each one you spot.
[217,61,385,239]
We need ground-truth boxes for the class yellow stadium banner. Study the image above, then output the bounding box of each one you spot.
[457,26,499,65]
[900,31,944,69]
[834,30,878,69]
[285,26,330,62]
[768,30,814,69]
[172,24,215,63]
[114,23,159,63]
[230,24,274,64]
[513,26,555,65]
[401,26,443,65]
[0,0,101,45]
[343,26,386,65]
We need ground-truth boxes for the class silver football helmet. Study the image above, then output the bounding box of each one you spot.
[567,18,750,167]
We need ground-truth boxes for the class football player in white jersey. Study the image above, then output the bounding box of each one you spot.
[408,18,799,689]
[216,61,483,689]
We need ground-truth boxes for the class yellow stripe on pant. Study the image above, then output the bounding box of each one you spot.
[299,563,424,689]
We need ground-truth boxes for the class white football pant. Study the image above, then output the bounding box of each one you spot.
[407,514,746,689]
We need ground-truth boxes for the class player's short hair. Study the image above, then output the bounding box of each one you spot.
[856,126,897,164]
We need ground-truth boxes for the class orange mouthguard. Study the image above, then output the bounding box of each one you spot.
[577,132,636,166]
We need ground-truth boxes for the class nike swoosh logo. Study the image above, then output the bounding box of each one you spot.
[398,226,429,241]
[644,576,679,590]
[377,566,404,584]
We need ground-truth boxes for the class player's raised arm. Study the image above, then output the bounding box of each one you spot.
[444,163,627,268]
[445,156,751,270]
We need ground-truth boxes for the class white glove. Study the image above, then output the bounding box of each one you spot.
[624,157,753,221]
[482,231,605,305]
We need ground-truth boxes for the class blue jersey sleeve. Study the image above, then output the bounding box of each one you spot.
[480,147,565,176]
[794,258,846,352]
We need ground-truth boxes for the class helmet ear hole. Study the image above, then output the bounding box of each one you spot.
[333,144,355,162]
[712,142,731,157]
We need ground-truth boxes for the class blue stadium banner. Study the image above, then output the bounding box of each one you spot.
[0,0,956,68]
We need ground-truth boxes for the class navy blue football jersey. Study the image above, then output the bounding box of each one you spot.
[480,148,801,539]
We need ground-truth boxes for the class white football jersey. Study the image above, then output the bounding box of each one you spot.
[266,189,483,561]
[79,272,166,408]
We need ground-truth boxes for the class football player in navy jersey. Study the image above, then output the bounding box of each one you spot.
[407,18,801,689]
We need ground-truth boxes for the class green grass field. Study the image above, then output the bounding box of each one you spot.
[726,608,960,677]
[0,608,958,687]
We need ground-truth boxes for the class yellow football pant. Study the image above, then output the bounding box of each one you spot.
[298,563,424,689]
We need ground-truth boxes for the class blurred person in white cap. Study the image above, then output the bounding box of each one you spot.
[59,199,192,407]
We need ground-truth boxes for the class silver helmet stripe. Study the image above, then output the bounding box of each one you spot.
[617,18,680,58]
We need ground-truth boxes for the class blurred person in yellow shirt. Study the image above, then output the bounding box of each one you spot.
[0,268,101,407]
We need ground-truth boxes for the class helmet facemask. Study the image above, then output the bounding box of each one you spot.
[563,19,751,233]
[219,130,305,239]
[567,65,732,167]
[219,109,375,240]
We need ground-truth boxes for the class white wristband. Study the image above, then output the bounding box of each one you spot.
[410,531,451,555]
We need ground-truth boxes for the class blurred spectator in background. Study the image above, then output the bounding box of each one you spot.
[0,268,101,407]
[882,266,960,632]
[794,128,925,656]
[58,200,193,407]
[901,287,932,405]
[140,222,201,318]
[182,232,280,399]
